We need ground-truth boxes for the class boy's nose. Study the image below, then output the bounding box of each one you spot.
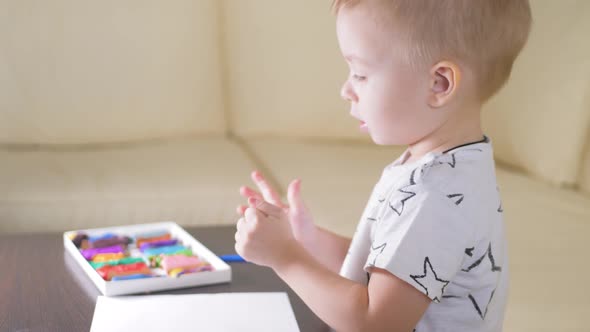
[340,80,358,103]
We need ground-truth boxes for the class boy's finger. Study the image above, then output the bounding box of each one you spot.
[287,179,304,212]
[236,205,248,215]
[248,197,282,218]
[251,171,285,207]
[236,217,245,232]
[239,186,263,199]
[246,199,269,218]
[244,206,262,221]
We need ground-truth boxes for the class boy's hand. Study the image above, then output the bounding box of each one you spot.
[237,171,317,250]
[235,197,300,268]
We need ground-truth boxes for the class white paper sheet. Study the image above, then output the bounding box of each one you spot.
[90,292,300,332]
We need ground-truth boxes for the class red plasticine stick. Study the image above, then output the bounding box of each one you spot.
[97,262,151,281]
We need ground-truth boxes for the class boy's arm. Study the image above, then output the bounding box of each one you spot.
[276,242,430,332]
[303,225,351,273]
[236,199,431,332]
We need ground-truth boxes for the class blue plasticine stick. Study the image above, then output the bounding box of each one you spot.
[88,233,117,242]
[111,274,154,281]
[219,254,246,263]
[142,245,188,256]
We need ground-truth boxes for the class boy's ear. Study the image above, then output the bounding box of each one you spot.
[428,61,461,108]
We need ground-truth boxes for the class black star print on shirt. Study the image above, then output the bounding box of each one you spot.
[462,243,502,273]
[447,193,465,205]
[496,186,504,213]
[468,290,497,319]
[426,147,484,171]
[426,153,458,169]
[389,169,418,217]
[441,153,457,168]
[410,257,450,303]
[368,243,387,267]
[459,243,503,319]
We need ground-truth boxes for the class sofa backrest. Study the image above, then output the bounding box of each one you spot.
[0,0,225,144]
[2,1,589,191]
[223,0,590,189]
[482,0,590,188]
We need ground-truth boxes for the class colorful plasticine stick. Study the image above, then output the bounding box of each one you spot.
[81,245,124,260]
[90,257,145,269]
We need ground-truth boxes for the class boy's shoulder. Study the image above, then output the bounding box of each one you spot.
[381,142,497,206]
[374,143,501,235]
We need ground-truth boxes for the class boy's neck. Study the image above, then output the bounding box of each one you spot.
[403,106,485,164]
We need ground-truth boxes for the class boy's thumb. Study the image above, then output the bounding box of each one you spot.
[287,179,304,211]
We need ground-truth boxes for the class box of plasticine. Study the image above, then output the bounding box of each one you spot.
[64,221,231,296]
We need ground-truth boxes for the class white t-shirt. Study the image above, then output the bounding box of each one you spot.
[340,137,508,332]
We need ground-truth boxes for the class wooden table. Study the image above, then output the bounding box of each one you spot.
[0,225,330,332]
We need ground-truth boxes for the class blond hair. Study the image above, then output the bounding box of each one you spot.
[332,0,532,101]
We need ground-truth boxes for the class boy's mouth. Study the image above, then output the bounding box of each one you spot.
[350,112,368,132]
[359,121,368,132]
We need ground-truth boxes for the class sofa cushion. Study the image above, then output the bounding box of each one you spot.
[0,137,254,233]
[245,138,590,332]
[495,164,590,332]
[0,1,225,144]
[482,0,590,187]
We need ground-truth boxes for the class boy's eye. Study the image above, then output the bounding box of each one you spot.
[352,74,367,82]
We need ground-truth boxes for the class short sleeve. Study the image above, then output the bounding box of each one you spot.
[364,187,472,303]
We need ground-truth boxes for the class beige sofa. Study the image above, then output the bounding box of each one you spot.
[1,1,589,331]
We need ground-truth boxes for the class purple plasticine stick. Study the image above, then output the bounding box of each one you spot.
[90,236,131,249]
[81,245,124,260]
[139,239,179,252]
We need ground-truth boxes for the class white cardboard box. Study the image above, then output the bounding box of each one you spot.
[63,222,232,296]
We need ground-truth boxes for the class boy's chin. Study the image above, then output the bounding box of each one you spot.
[370,134,405,146]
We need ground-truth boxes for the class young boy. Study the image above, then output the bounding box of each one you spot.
[235,0,531,331]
